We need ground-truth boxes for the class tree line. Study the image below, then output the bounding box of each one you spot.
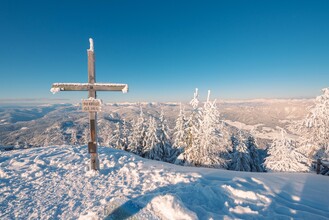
[108,89,264,172]
[108,88,329,174]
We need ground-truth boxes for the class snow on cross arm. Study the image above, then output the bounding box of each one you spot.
[50,87,60,94]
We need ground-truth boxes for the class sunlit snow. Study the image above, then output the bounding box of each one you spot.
[0,146,328,219]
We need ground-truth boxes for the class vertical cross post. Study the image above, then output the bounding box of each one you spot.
[87,38,99,170]
[87,39,99,170]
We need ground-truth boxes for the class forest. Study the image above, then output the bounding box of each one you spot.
[106,88,329,175]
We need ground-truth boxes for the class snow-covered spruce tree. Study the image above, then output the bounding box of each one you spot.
[157,110,174,162]
[109,122,127,150]
[229,133,263,172]
[172,104,188,160]
[299,88,329,161]
[143,116,161,160]
[128,108,147,156]
[175,88,202,165]
[143,111,174,162]
[184,90,228,168]
[230,136,253,171]
[97,120,110,146]
[121,119,130,151]
[70,129,78,146]
[244,135,263,172]
[187,88,201,149]
[264,130,309,172]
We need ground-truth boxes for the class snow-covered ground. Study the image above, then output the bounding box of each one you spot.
[0,146,328,219]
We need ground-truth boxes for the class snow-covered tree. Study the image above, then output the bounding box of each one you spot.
[97,119,112,146]
[176,88,201,165]
[245,135,263,172]
[128,107,147,156]
[109,122,126,150]
[299,88,329,161]
[121,119,130,151]
[230,134,239,152]
[181,90,228,168]
[70,129,78,145]
[229,133,263,172]
[172,104,188,157]
[143,110,174,162]
[195,90,228,167]
[144,117,161,160]
[230,137,253,171]
[264,130,309,172]
[157,110,174,162]
[190,88,200,109]
[186,88,202,149]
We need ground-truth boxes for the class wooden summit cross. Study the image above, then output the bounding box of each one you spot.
[50,38,128,171]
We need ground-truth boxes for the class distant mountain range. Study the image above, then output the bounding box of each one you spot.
[0,99,313,149]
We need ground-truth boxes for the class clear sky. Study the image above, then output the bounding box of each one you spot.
[1,0,329,103]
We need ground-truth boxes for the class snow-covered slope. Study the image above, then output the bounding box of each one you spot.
[1,146,328,219]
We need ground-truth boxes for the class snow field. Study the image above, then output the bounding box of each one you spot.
[1,145,329,219]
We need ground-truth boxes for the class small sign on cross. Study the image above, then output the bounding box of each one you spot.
[82,98,102,112]
[50,38,128,171]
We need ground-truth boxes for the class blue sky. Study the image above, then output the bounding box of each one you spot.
[1,0,329,103]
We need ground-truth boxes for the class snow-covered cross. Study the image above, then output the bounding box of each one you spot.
[50,38,128,171]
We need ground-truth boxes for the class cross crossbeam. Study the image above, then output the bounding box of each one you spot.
[50,38,128,171]
[51,83,128,92]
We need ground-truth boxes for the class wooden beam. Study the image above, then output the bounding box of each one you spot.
[87,43,98,171]
[51,83,128,92]
[88,49,96,98]
[88,50,96,84]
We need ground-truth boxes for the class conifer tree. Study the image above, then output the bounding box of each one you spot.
[196,90,228,167]
[300,88,329,160]
[230,137,252,171]
[245,135,263,172]
[173,104,188,160]
[144,116,161,160]
[121,119,130,151]
[109,122,126,150]
[183,90,228,168]
[128,107,147,156]
[264,130,309,172]
[176,88,201,165]
[187,88,202,149]
[158,110,174,162]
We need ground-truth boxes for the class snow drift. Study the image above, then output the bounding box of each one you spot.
[0,146,328,219]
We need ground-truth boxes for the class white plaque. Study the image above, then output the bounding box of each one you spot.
[82,99,102,112]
